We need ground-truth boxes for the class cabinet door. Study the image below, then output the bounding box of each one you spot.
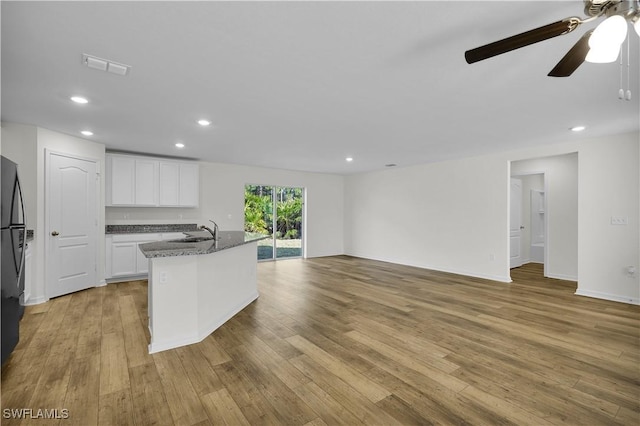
[135,235,161,274]
[179,164,199,207]
[136,245,150,274]
[159,162,179,206]
[135,159,159,206]
[110,156,136,205]
[111,242,137,277]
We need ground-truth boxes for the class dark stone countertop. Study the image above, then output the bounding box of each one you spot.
[106,224,199,234]
[138,231,269,258]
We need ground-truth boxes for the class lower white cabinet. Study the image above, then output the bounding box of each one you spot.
[111,241,138,277]
[106,232,188,281]
[106,233,162,280]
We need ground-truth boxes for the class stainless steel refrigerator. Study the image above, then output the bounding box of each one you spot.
[1,155,27,365]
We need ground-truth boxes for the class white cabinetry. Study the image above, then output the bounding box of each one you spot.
[109,156,135,205]
[106,232,187,281]
[106,154,198,207]
[134,159,159,206]
[158,162,199,207]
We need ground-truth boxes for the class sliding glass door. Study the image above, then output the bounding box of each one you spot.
[244,185,304,261]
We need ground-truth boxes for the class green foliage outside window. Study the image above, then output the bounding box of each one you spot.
[244,186,302,240]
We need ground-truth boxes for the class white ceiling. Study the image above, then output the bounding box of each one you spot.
[2,1,639,174]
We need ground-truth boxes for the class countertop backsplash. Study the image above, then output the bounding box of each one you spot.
[105,223,199,234]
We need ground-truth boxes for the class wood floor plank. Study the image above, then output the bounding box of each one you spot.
[200,388,251,426]
[98,332,130,396]
[153,349,209,425]
[292,381,363,425]
[286,334,391,403]
[288,354,403,425]
[1,259,638,426]
[128,362,174,426]
[119,294,155,367]
[97,389,135,426]
[63,354,100,425]
[174,344,224,396]
[225,344,318,425]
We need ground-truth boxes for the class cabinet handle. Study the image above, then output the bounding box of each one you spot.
[51,231,59,236]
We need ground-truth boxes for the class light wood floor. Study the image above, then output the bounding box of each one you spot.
[2,257,639,425]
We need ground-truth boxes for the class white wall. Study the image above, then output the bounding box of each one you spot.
[1,123,38,227]
[345,132,639,304]
[1,123,106,304]
[512,154,578,280]
[106,161,345,258]
[344,154,510,282]
[577,133,639,304]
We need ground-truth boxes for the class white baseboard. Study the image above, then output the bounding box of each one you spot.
[347,254,512,283]
[96,279,107,287]
[148,292,259,354]
[197,292,259,342]
[149,333,200,354]
[23,295,49,305]
[546,272,577,282]
[575,289,639,305]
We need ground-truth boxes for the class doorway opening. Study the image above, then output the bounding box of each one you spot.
[510,173,546,277]
[509,152,579,284]
[244,185,304,261]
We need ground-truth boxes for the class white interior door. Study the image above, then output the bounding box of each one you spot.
[510,178,523,268]
[47,152,98,298]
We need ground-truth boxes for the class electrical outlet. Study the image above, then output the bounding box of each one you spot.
[611,216,628,225]
[159,272,168,284]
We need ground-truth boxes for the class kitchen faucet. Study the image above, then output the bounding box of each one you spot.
[199,220,219,240]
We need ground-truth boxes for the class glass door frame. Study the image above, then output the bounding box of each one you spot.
[244,184,305,262]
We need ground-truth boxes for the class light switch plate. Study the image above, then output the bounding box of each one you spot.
[611,216,628,225]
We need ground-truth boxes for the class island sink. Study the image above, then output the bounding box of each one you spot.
[171,236,214,243]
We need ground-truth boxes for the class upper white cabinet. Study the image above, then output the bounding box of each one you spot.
[106,153,198,207]
[134,159,159,206]
[158,162,199,207]
[109,155,135,205]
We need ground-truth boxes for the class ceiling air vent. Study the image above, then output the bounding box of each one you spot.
[82,53,131,76]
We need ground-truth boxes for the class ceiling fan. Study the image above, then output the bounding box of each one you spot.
[465,0,640,77]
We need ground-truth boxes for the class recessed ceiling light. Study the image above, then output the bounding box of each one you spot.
[198,119,211,126]
[570,126,586,132]
[175,143,185,148]
[81,130,93,136]
[346,157,354,162]
[71,96,88,104]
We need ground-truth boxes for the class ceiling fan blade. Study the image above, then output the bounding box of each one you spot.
[547,30,593,77]
[465,18,581,64]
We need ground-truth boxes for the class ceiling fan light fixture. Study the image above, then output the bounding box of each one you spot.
[585,44,621,63]
[585,15,628,63]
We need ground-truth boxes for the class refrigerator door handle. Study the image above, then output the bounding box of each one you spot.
[15,175,27,291]
[16,227,26,290]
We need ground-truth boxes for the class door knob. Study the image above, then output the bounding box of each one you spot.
[51,231,59,236]
[520,226,525,230]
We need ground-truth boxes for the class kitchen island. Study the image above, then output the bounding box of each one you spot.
[139,231,267,353]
